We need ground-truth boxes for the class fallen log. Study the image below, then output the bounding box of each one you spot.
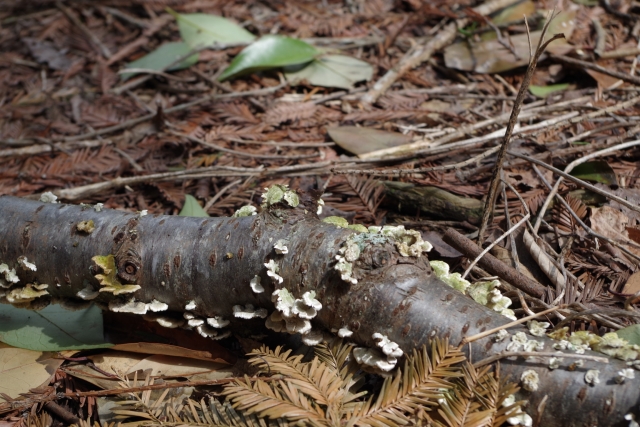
[0,192,637,426]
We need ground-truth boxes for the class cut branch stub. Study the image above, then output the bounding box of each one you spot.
[0,195,638,426]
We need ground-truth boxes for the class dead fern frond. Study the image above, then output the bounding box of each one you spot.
[345,175,386,225]
[353,339,467,426]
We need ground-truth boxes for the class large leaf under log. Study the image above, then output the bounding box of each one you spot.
[0,194,637,426]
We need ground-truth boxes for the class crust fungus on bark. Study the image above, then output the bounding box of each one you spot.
[0,193,638,427]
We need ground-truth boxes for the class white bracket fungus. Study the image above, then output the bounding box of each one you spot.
[250,275,264,293]
[145,315,184,329]
[6,283,49,303]
[39,192,58,203]
[207,316,230,328]
[196,324,230,340]
[548,356,563,370]
[527,320,550,337]
[302,330,324,346]
[94,203,104,212]
[232,205,257,217]
[338,327,353,338]
[285,317,312,334]
[109,299,148,315]
[138,210,148,217]
[265,260,283,284]
[378,225,432,257]
[353,347,398,372]
[17,256,36,272]
[292,291,322,319]
[147,299,168,312]
[493,329,509,342]
[76,284,99,300]
[185,300,197,310]
[265,311,286,332]
[233,304,268,319]
[272,288,295,317]
[0,264,20,285]
[520,369,539,392]
[585,369,600,386]
[274,239,289,255]
[372,333,403,358]
[616,368,635,384]
[317,198,324,215]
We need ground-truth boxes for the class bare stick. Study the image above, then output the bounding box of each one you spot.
[443,228,547,298]
[509,147,640,215]
[460,306,561,346]
[550,53,640,87]
[360,0,519,104]
[476,14,565,243]
[462,213,531,279]
[56,2,112,59]
[532,138,640,233]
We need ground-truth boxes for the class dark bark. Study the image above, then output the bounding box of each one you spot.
[0,195,637,426]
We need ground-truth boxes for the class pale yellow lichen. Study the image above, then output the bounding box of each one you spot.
[92,254,141,295]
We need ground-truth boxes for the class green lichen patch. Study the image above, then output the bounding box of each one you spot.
[77,219,95,234]
[92,254,141,295]
[261,184,299,208]
[6,283,49,303]
[232,205,257,217]
[322,216,350,228]
[431,261,516,320]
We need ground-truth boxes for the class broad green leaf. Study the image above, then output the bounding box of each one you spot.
[167,9,255,48]
[180,194,209,217]
[327,126,412,157]
[570,160,617,185]
[571,0,598,5]
[285,55,373,89]
[219,35,319,81]
[0,304,111,351]
[121,42,198,81]
[615,325,640,346]
[529,83,570,98]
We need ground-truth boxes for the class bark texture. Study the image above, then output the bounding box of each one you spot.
[0,195,637,426]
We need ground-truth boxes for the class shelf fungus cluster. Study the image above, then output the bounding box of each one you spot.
[333,224,433,285]
[353,333,404,372]
[430,260,516,320]
[1,257,49,306]
[266,289,324,346]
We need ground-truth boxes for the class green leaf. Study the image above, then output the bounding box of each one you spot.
[614,325,640,346]
[219,35,319,81]
[0,304,111,351]
[180,194,209,217]
[570,160,617,185]
[121,42,198,81]
[285,55,373,89]
[529,83,571,98]
[167,8,255,48]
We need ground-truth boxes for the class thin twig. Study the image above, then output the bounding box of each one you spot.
[360,0,519,104]
[551,53,640,86]
[169,131,319,160]
[56,2,112,58]
[532,138,640,233]
[460,306,561,346]
[462,213,531,279]
[476,13,565,243]
[509,144,640,216]
[473,351,609,368]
